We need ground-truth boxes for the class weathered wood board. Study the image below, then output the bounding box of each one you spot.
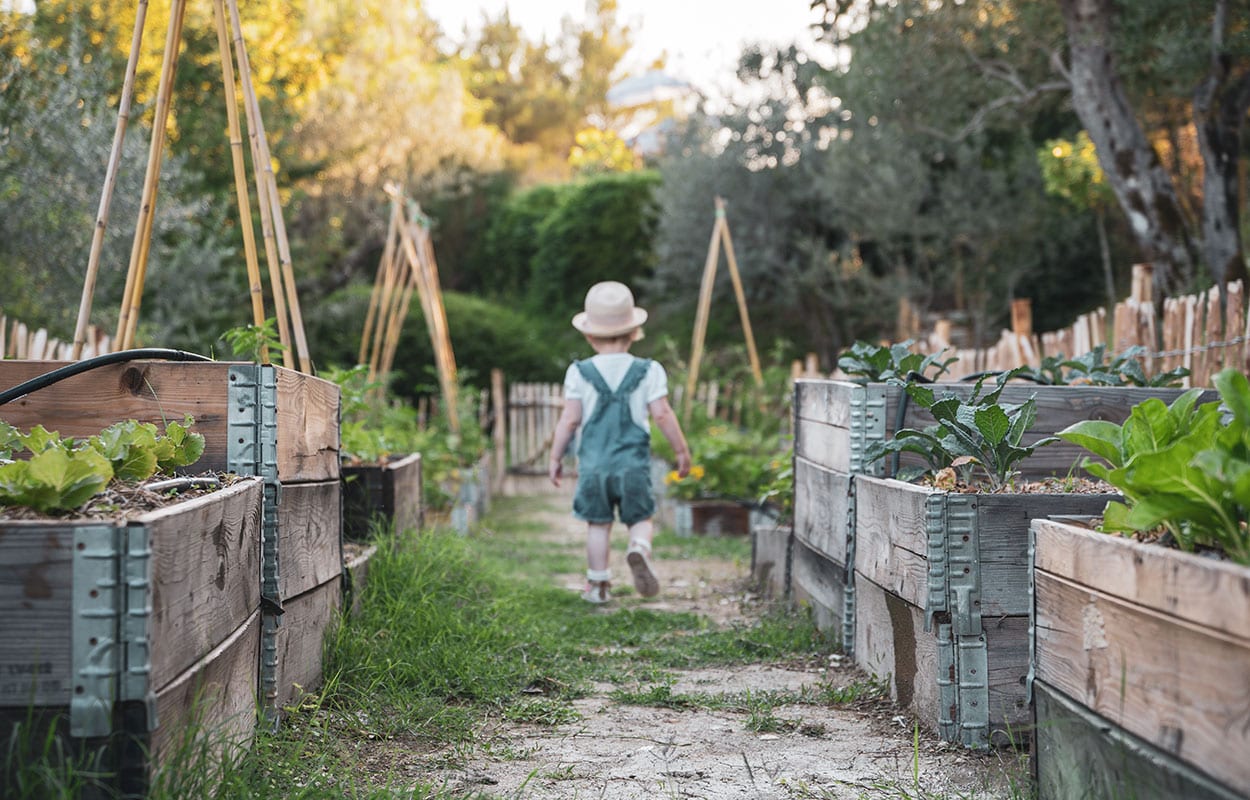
[343,544,378,617]
[1033,681,1247,800]
[277,480,343,601]
[150,608,260,768]
[852,571,939,719]
[147,479,262,691]
[750,524,791,599]
[342,452,423,540]
[0,521,74,707]
[1032,518,1250,795]
[273,577,342,711]
[0,360,340,482]
[789,538,846,638]
[852,476,1111,744]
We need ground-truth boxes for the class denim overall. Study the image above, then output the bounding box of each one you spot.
[573,358,655,525]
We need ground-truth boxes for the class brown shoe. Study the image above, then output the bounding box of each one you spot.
[627,540,659,598]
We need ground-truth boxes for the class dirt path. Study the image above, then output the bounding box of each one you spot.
[407,490,1028,799]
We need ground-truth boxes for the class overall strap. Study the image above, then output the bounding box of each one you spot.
[574,359,612,397]
[614,358,651,398]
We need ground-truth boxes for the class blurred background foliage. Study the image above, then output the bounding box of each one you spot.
[2,0,1247,398]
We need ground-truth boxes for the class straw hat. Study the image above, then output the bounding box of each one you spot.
[572,281,648,337]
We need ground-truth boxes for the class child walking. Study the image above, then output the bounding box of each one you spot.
[549,281,692,604]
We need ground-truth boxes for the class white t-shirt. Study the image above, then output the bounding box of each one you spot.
[563,353,669,433]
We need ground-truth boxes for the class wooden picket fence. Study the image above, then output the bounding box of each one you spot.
[0,315,115,360]
[906,266,1248,388]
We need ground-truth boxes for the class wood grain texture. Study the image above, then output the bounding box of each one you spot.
[853,476,933,608]
[789,538,846,639]
[277,480,342,600]
[1033,681,1246,800]
[794,380,856,430]
[274,366,340,483]
[385,452,423,535]
[147,478,263,691]
[1034,570,1250,793]
[151,609,260,770]
[273,578,342,710]
[344,545,378,617]
[792,456,849,562]
[1033,518,1250,640]
[852,571,939,730]
[0,360,233,470]
[793,418,850,473]
[751,524,791,600]
[0,522,75,707]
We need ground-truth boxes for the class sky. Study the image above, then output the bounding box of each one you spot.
[422,0,830,101]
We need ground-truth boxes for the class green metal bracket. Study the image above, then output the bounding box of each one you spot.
[841,477,856,657]
[71,525,121,738]
[847,385,887,476]
[924,491,948,631]
[121,523,157,731]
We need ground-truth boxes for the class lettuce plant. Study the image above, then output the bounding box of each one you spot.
[0,446,114,513]
[1058,369,1249,564]
[865,367,1058,491]
[837,340,957,384]
[87,416,206,481]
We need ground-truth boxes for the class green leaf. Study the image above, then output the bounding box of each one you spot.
[21,425,65,454]
[1057,420,1124,466]
[1214,368,1250,427]
[974,405,1009,445]
[0,447,114,512]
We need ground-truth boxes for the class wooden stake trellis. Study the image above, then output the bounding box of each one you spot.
[357,187,460,434]
[684,196,763,421]
[71,0,311,370]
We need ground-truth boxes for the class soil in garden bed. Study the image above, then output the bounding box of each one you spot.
[0,472,248,522]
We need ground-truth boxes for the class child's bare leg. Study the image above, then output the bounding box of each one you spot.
[626,518,659,598]
[586,522,612,572]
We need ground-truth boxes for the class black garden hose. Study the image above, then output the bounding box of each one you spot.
[0,348,215,406]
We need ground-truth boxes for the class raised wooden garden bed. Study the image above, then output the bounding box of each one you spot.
[0,477,263,795]
[1030,518,1250,799]
[792,379,1215,661]
[341,452,423,540]
[749,506,791,599]
[852,476,1115,748]
[0,359,343,725]
[343,543,379,617]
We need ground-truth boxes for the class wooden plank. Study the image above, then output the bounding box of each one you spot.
[1033,681,1245,800]
[151,608,260,769]
[750,524,790,599]
[146,478,263,691]
[1034,570,1250,793]
[789,538,845,639]
[793,417,849,472]
[973,492,1114,617]
[791,456,849,563]
[794,379,857,429]
[274,366,340,483]
[853,476,933,609]
[277,480,342,601]
[344,544,378,617]
[1033,518,1250,640]
[0,523,76,707]
[982,616,1030,739]
[0,361,343,482]
[852,571,940,731]
[273,577,342,711]
[386,452,423,534]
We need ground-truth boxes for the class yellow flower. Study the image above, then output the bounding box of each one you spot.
[665,470,680,485]
[690,465,705,480]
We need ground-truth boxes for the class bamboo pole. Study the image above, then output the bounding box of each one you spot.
[359,199,401,366]
[211,0,268,363]
[398,217,459,433]
[74,0,149,359]
[717,199,763,386]
[116,0,187,347]
[685,202,723,420]
[378,227,418,380]
[227,0,291,367]
[367,215,404,381]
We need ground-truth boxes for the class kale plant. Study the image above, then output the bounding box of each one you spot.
[1028,345,1188,387]
[837,340,956,384]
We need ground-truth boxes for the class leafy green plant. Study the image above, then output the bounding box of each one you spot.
[837,339,956,384]
[87,416,206,481]
[865,368,1058,491]
[1058,368,1249,563]
[0,421,20,460]
[1028,344,1188,387]
[0,446,114,513]
[220,318,286,362]
[655,414,790,505]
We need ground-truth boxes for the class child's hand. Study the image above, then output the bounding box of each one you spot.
[675,451,692,478]
[549,459,563,487]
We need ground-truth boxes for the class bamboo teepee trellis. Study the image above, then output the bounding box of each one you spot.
[71,0,311,370]
[684,196,763,421]
[357,186,460,433]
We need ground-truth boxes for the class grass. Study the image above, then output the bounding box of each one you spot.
[9,495,833,798]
